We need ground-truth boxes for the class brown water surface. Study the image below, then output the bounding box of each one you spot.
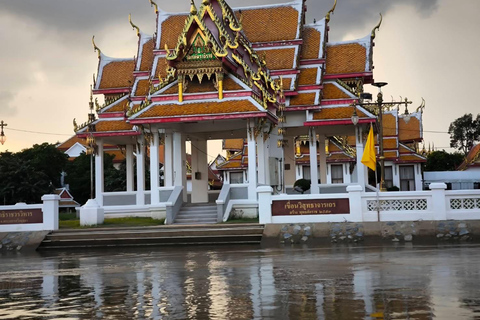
[1,243,480,319]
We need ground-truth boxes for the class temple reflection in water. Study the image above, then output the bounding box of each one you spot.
[1,245,480,319]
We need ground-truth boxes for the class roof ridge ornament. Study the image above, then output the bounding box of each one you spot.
[325,0,337,23]
[190,0,198,15]
[371,13,383,40]
[148,0,159,14]
[92,36,101,58]
[129,14,140,37]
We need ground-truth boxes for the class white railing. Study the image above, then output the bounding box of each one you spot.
[217,184,255,222]
[257,183,480,224]
[165,186,184,225]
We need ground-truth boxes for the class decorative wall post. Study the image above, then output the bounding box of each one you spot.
[247,119,258,200]
[257,186,273,224]
[41,195,60,230]
[126,144,134,192]
[346,185,363,222]
[150,130,160,204]
[136,135,145,206]
[430,182,447,220]
[355,125,366,190]
[163,130,174,187]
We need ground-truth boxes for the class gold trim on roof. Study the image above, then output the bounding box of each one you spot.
[325,0,337,23]
[371,13,383,40]
[92,36,101,58]
[129,14,140,37]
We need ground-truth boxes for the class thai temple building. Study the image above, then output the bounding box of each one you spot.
[74,0,426,223]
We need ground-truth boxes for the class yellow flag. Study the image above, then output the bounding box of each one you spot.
[361,124,376,171]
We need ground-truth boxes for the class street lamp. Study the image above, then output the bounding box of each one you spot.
[0,121,7,145]
[354,82,412,191]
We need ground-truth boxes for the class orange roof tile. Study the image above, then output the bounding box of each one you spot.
[398,154,426,162]
[135,80,150,96]
[458,144,480,170]
[160,15,189,49]
[138,100,260,118]
[155,57,168,79]
[313,106,368,120]
[256,48,296,70]
[383,113,397,136]
[99,60,135,89]
[106,99,129,113]
[325,43,366,75]
[281,78,292,91]
[140,39,154,71]
[383,138,398,150]
[57,136,86,151]
[289,92,316,106]
[327,153,355,161]
[106,149,126,163]
[384,151,398,159]
[185,79,217,93]
[95,120,133,132]
[298,68,318,86]
[162,83,179,95]
[237,6,299,43]
[322,83,350,99]
[398,117,421,141]
[224,78,244,91]
[301,27,321,59]
[223,139,245,151]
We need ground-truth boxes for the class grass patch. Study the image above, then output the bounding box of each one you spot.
[222,218,259,224]
[59,217,165,229]
[59,212,77,221]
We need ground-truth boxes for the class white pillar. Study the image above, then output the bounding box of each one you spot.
[284,136,296,189]
[257,132,268,185]
[95,139,104,206]
[355,126,367,191]
[126,144,134,192]
[257,186,272,224]
[318,134,327,185]
[181,135,187,202]
[191,138,208,203]
[430,183,447,220]
[150,131,160,205]
[347,184,363,222]
[173,132,183,187]
[247,120,258,200]
[164,130,174,187]
[41,194,60,230]
[309,127,319,194]
[136,136,145,205]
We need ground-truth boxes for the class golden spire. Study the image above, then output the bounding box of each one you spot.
[148,0,158,14]
[202,0,210,5]
[325,0,337,23]
[92,36,101,58]
[129,14,140,37]
[371,13,383,40]
[190,0,198,15]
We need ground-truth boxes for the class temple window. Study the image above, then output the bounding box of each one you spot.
[384,166,394,189]
[399,165,415,191]
[230,172,244,184]
[331,164,344,184]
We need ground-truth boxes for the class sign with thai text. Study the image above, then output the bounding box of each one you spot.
[272,199,350,216]
[0,209,43,225]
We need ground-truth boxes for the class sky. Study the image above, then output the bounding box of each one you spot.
[0,0,479,155]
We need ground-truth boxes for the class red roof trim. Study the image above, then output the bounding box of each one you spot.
[93,88,131,95]
[298,85,322,91]
[323,72,373,80]
[78,131,140,138]
[133,71,149,77]
[130,112,276,125]
[300,59,326,66]
[321,99,357,106]
[286,105,321,112]
[304,118,375,127]
[99,113,124,118]
[252,39,303,48]
[270,70,301,76]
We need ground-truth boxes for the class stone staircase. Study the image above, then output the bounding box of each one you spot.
[38,224,264,249]
[174,203,218,224]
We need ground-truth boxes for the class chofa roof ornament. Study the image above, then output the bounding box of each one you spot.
[325,0,337,23]
[92,36,101,59]
[371,13,383,40]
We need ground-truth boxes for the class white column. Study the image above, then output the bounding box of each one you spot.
[318,134,327,185]
[284,136,296,190]
[150,131,160,205]
[126,144,134,192]
[347,184,363,222]
[309,127,319,194]
[41,195,60,230]
[173,132,183,187]
[181,135,187,202]
[136,136,145,205]
[257,186,272,224]
[95,139,104,206]
[247,120,258,200]
[257,132,267,185]
[191,138,208,203]
[355,126,367,190]
[164,130,174,187]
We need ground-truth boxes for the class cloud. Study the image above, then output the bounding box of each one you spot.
[0,91,17,116]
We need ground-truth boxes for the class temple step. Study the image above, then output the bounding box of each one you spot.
[38,224,264,249]
[174,203,218,224]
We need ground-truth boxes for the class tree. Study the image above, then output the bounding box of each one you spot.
[448,113,480,155]
[425,150,465,171]
[0,151,53,204]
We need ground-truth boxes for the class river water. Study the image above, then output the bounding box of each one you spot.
[1,243,480,319]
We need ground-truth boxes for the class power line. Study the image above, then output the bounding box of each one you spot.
[5,127,72,137]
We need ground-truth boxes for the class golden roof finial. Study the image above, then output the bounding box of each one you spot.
[148,0,159,14]
[325,0,337,23]
[73,118,78,132]
[202,0,210,5]
[371,13,383,40]
[129,14,140,37]
[416,97,426,113]
[92,36,101,58]
[190,0,198,15]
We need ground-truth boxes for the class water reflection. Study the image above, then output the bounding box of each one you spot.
[1,244,480,319]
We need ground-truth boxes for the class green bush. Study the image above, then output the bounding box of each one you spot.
[387,186,400,191]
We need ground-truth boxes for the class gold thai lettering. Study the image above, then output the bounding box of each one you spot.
[0,210,34,218]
